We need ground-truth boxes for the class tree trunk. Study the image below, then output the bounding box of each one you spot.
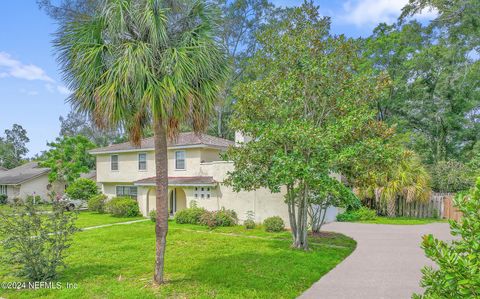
[387,198,397,217]
[153,119,169,284]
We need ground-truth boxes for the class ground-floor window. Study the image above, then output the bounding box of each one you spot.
[194,186,211,199]
[0,185,7,196]
[116,186,138,199]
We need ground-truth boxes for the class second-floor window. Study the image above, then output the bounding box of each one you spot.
[175,151,185,170]
[111,155,119,171]
[138,153,147,170]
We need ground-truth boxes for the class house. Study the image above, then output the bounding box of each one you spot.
[0,162,65,201]
[89,132,293,224]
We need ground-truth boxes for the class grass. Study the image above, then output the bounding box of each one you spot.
[75,211,145,228]
[358,216,447,225]
[0,216,356,299]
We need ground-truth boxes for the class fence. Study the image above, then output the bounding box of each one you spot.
[366,193,461,220]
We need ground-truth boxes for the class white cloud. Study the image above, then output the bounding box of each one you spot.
[56,85,72,95]
[0,52,54,82]
[0,51,73,97]
[339,0,437,27]
[19,88,39,96]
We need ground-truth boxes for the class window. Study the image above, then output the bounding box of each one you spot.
[175,151,185,170]
[138,153,147,170]
[0,185,7,196]
[194,186,211,199]
[111,155,119,171]
[116,186,138,199]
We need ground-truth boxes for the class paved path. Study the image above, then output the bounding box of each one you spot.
[299,222,454,299]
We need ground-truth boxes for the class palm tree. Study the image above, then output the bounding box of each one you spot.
[355,150,431,216]
[54,0,228,284]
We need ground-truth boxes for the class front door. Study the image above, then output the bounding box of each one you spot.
[169,188,177,216]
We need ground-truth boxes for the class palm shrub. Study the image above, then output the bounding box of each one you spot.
[66,178,99,201]
[106,197,140,217]
[413,178,480,298]
[355,150,431,217]
[0,201,78,281]
[88,194,107,213]
[54,0,228,284]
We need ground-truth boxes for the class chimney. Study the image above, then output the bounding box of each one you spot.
[234,131,252,147]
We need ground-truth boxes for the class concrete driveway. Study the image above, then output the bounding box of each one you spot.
[299,222,453,299]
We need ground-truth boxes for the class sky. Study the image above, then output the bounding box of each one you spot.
[0,0,436,157]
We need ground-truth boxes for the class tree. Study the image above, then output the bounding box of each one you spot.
[354,150,431,217]
[0,124,30,169]
[0,200,78,281]
[364,20,480,165]
[59,110,126,147]
[53,0,228,284]
[225,2,393,249]
[209,0,274,139]
[40,135,95,184]
[308,175,360,233]
[430,160,475,193]
[65,178,99,201]
[413,177,480,298]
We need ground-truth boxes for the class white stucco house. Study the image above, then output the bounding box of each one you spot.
[0,162,65,201]
[89,132,297,224]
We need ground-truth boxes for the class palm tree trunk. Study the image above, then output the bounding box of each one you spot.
[387,198,397,217]
[153,119,169,284]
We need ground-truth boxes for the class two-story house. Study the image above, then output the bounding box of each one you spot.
[89,132,291,224]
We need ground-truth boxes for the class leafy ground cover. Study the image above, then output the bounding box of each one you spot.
[0,216,355,299]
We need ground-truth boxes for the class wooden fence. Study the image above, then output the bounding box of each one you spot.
[443,195,463,221]
[366,193,462,220]
[396,194,445,219]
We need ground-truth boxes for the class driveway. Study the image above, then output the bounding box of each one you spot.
[299,222,453,299]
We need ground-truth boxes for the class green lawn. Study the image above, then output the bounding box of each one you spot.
[75,211,146,228]
[0,216,356,299]
[358,216,447,225]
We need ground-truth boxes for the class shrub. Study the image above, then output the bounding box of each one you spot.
[149,210,157,222]
[198,208,238,228]
[214,208,238,227]
[88,194,107,213]
[175,207,206,224]
[199,210,216,228]
[413,178,480,298]
[0,194,7,204]
[336,207,377,222]
[264,216,285,232]
[106,197,140,217]
[0,201,78,281]
[26,195,43,204]
[244,219,256,229]
[65,178,99,201]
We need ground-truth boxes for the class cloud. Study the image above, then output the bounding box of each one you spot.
[0,51,73,97]
[339,0,437,27]
[0,52,54,82]
[19,88,39,96]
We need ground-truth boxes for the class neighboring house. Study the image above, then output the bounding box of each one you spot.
[0,162,65,201]
[89,132,294,224]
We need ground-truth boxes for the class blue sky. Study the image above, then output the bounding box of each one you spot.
[0,1,435,157]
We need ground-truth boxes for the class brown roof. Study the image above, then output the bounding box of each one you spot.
[0,162,50,185]
[134,176,216,186]
[89,132,234,154]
